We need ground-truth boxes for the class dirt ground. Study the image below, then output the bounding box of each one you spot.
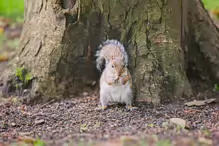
[0,14,219,146]
[0,96,218,146]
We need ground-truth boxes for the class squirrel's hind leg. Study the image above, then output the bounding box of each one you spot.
[95,90,109,111]
[123,89,138,111]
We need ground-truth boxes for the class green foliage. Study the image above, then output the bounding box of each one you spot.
[0,32,6,50]
[147,123,154,127]
[214,84,219,91]
[202,0,219,10]
[15,67,33,86]
[0,0,24,21]
[156,139,171,146]
[34,139,46,146]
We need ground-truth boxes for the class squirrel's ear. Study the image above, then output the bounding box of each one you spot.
[110,56,114,61]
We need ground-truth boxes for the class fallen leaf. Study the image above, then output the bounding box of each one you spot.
[183,109,201,114]
[0,27,3,33]
[93,121,101,128]
[80,123,88,132]
[19,132,33,136]
[205,98,216,103]
[34,119,45,125]
[18,136,35,144]
[212,8,219,17]
[198,137,213,145]
[185,98,216,106]
[0,55,9,62]
[170,118,186,128]
[120,136,138,143]
[11,97,18,103]
[147,123,154,127]
[156,139,171,146]
[162,121,169,127]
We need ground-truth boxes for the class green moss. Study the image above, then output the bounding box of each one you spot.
[14,67,33,89]
[81,0,93,18]
[15,67,32,84]
[0,0,24,21]
[214,84,219,91]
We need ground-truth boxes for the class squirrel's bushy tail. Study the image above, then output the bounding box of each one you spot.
[95,39,128,71]
[95,50,106,71]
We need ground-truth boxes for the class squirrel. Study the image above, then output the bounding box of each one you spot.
[95,39,137,111]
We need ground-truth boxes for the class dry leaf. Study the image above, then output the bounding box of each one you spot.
[93,121,101,128]
[120,136,138,143]
[170,118,186,128]
[80,123,88,132]
[34,119,45,125]
[0,27,3,33]
[0,55,9,62]
[17,136,35,144]
[198,137,213,145]
[19,132,33,136]
[146,123,154,127]
[185,98,216,106]
[205,98,216,103]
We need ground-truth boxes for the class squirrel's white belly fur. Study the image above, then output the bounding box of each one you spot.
[100,81,132,104]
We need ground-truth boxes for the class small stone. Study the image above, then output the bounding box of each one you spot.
[92,81,96,86]
[170,118,186,128]
[103,134,110,139]
[83,92,88,96]
[11,122,16,127]
[18,132,32,136]
[23,89,29,93]
[22,89,30,96]
[34,119,45,125]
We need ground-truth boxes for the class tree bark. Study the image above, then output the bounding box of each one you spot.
[0,0,219,104]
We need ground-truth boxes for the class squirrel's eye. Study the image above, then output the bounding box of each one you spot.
[112,65,114,68]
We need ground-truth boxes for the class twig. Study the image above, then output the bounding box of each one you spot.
[40,99,55,109]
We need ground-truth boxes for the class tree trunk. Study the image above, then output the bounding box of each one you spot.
[1,0,219,104]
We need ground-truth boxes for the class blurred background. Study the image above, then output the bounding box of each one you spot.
[0,0,24,64]
[0,0,219,63]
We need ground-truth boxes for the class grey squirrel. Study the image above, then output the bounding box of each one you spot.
[95,39,137,111]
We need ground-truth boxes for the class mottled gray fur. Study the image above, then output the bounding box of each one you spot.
[95,39,129,71]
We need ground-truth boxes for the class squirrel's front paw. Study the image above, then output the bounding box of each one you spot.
[107,82,113,85]
[107,79,117,85]
[113,78,119,84]
[95,105,107,111]
[119,77,128,85]
[125,105,138,111]
[119,78,125,85]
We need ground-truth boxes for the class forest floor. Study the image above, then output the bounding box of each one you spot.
[0,96,218,146]
[0,8,219,146]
